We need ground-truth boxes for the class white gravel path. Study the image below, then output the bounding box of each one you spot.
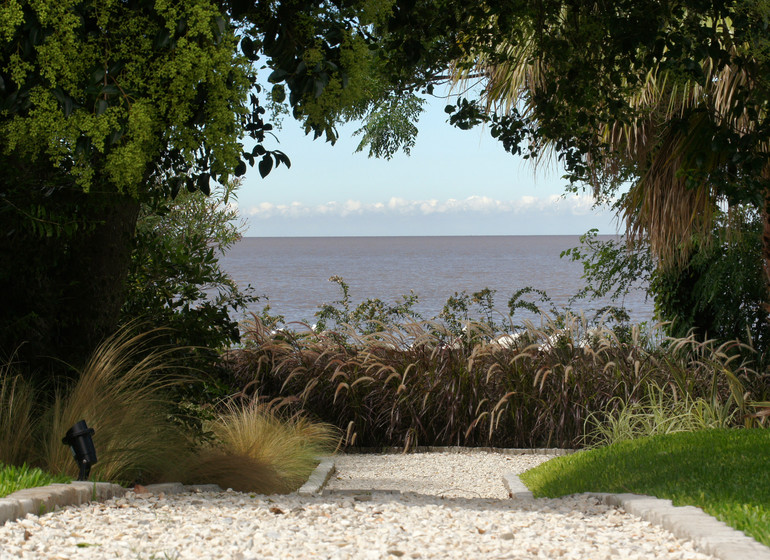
[0,451,717,559]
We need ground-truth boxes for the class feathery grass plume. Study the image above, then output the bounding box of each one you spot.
[225,313,765,450]
[192,398,339,493]
[667,333,770,426]
[180,450,284,494]
[0,358,35,466]
[226,315,656,448]
[38,326,193,483]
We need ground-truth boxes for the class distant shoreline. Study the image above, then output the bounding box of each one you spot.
[240,233,622,240]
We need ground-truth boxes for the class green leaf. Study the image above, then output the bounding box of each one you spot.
[241,36,256,60]
[215,16,226,38]
[268,69,287,83]
[91,67,105,84]
[109,129,123,145]
[100,85,120,96]
[271,84,285,103]
[273,150,291,168]
[107,62,125,75]
[258,155,273,178]
[153,29,171,49]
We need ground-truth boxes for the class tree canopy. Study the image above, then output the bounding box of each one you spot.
[3,0,770,369]
[359,0,770,323]
[0,0,394,368]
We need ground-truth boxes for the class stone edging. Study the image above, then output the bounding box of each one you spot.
[502,473,770,560]
[0,457,336,526]
[0,482,126,526]
[4,451,769,560]
[297,457,336,496]
[338,446,576,456]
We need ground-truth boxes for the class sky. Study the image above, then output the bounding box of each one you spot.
[234,94,624,237]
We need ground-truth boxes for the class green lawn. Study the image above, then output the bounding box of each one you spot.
[0,463,71,498]
[520,429,770,547]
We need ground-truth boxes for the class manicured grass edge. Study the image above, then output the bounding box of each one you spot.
[519,429,770,547]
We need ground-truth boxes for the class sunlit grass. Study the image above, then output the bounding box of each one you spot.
[520,429,770,547]
[0,463,70,498]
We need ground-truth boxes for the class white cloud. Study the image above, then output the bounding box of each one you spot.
[246,193,602,219]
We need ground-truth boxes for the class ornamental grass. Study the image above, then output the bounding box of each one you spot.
[223,314,764,450]
[0,326,338,494]
[186,399,339,493]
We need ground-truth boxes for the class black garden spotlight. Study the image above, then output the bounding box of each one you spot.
[62,420,97,481]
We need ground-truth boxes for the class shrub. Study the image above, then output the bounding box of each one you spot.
[1,326,338,494]
[224,315,675,448]
[222,300,770,450]
[186,399,339,493]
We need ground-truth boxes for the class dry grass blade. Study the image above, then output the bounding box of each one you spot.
[200,399,339,493]
[0,362,35,466]
[225,314,761,450]
[37,327,192,482]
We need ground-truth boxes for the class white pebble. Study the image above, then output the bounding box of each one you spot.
[0,451,718,559]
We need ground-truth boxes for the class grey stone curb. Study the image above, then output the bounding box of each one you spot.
[341,446,577,456]
[0,456,334,526]
[296,457,336,496]
[0,482,126,526]
[506,473,770,560]
[502,473,534,499]
[0,481,227,526]
[589,492,770,560]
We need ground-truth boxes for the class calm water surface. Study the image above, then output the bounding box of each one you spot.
[219,235,653,327]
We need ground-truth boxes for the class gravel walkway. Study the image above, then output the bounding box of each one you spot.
[0,451,717,559]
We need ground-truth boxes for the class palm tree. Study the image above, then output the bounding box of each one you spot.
[451,5,770,303]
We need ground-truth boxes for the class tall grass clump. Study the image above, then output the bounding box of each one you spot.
[187,399,339,493]
[223,311,767,450]
[1,325,340,494]
[0,362,36,466]
[223,315,657,449]
[583,382,738,448]
[37,328,194,483]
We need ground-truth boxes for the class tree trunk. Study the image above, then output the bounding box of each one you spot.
[762,189,770,313]
[0,187,140,377]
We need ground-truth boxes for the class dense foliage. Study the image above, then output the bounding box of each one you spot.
[0,0,395,370]
[359,0,770,337]
[565,208,770,358]
[652,210,770,347]
[122,182,256,355]
[222,312,766,450]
